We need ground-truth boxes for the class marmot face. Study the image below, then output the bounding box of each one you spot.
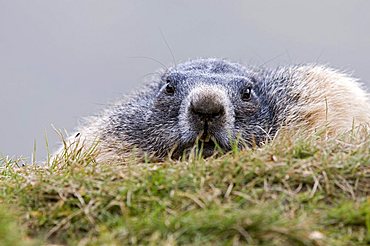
[149,59,264,158]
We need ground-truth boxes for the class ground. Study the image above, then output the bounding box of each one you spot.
[0,127,369,245]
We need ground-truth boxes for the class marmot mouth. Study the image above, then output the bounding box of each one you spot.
[198,127,211,142]
[196,127,218,157]
[197,139,217,158]
[171,133,223,159]
[170,123,230,159]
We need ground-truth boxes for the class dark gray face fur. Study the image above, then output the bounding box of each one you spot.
[109,58,274,159]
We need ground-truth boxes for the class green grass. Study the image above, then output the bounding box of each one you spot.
[0,127,369,245]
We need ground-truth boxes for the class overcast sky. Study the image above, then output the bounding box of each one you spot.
[1,0,369,161]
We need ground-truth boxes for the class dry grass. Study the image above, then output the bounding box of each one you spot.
[0,127,369,245]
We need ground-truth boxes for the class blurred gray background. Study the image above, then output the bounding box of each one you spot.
[1,0,369,161]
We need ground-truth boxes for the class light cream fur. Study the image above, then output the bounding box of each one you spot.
[287,65,370,134]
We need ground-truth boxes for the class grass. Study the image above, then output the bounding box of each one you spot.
[0,127,369,245]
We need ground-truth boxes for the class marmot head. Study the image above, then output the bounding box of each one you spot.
[126,58,271,159]
[67,58,370,161]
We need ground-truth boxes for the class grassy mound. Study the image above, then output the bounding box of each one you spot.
[0,128,369,245]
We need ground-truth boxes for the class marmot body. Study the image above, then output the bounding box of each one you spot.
[59,58,370,162]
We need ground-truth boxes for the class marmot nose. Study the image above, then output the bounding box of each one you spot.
[190,99,225,121]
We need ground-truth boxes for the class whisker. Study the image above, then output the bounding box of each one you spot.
[140,72,162,80]
[255,125,273,142]
[259,51,289,67]
[159,28,177,68]
[128,56,168,70]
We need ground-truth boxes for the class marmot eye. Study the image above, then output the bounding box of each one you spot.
[165,83,175,95]
[241,88,251,101]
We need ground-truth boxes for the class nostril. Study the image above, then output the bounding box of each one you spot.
[211,108,225,118]
[190,100,225,120]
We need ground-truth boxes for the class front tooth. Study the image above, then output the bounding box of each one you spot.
[197,130,204,141]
